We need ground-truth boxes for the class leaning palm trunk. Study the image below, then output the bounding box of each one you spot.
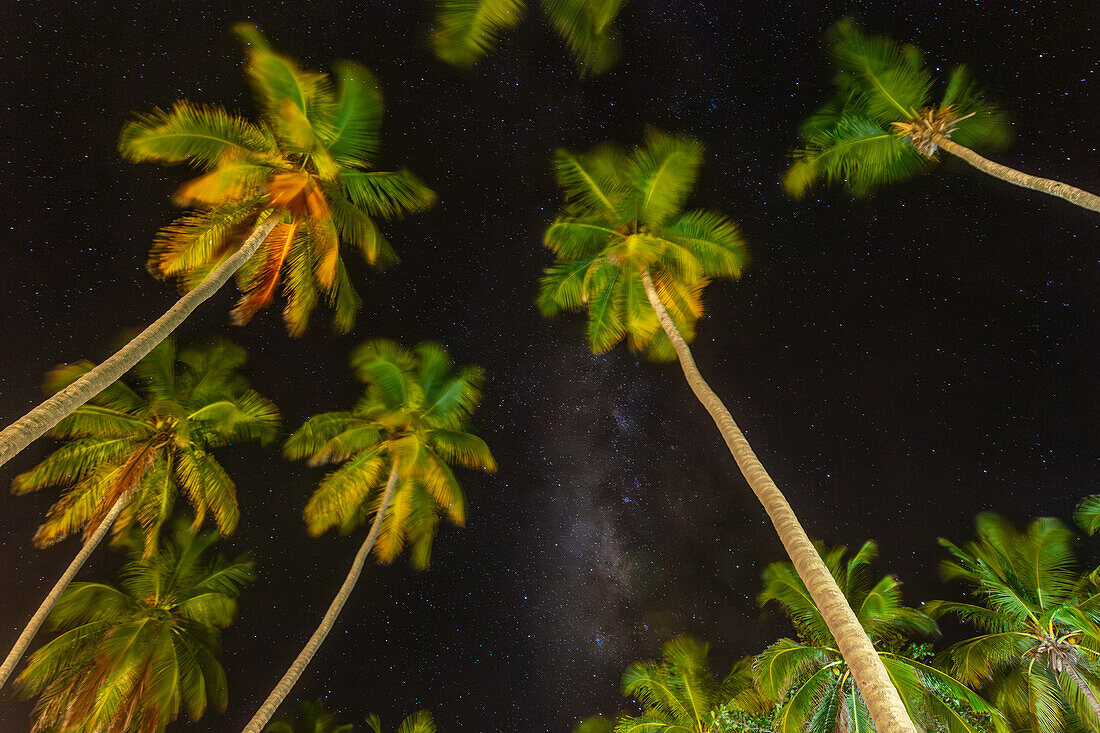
[933,135,1100,213]
[0,491,132,689]
[639,268,916,733]
[240,466,399,733]
[1063,664,1100,725]
[0,215,280,470]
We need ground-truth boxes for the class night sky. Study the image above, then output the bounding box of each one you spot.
[1,1,1097,731]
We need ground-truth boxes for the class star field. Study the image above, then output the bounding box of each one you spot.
[0,1,1097,731]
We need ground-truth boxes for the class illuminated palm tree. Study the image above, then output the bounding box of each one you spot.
[756,541,1001,733]
[0,338,277,690]
[612,636,769,733]
[16,522,252,733]
[241,340,495,733]
[365,710,437,733]
[429,0,624,74]
[265,700,353,733]
[0,26,433,470]
[537,130,917,733]
[786,19,1100,213]
[926,514,1100,732]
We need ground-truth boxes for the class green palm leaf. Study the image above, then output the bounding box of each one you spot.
[429,0,527,66]
[119,102,276,168]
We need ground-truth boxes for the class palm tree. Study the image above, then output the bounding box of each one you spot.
[926,513,1100,732]
[786,19,1100,213]
[15,521,252,733]
[265,700,353,733]
[365,710,437,733]
[756,540,1002,733]
[0,338,278,690]
[537,129,917,733]
[0,25,433,471]
[1074,495,1100,536]
[240,340,495,733]
[612,636,770,733]
[428,0,624,74]
[572,716,614,733]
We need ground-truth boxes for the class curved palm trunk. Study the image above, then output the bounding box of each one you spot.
[638,268,916,733]
[933,135,1100,213]
[1063,665,1100,725]
[0,215,280,470]
[240,466,399,733]
[0,491,131,689]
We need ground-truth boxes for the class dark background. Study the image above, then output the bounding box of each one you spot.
[0,1,1097,730]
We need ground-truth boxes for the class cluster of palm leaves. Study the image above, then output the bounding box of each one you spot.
[576,506,1100,733]
[1,335,491,733]
[1,8,1097,733]
[428,0,626,74]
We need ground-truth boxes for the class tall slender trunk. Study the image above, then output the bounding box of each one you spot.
[0,492,131,689]
[0,215,280,470]
[638,268,916,733]
[933,135,1100,213]
[1063,664,1100,725]
[240,466,399,733]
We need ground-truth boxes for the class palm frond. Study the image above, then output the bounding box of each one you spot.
[786,114,928,198]
[233,24,335,130]
[325,61,384,164]
[625,130,703,226]
[540,0,623,74]
[119,102,275,168]
[340,169,437,220]
[429,0,527,67]
[828,18,931,121]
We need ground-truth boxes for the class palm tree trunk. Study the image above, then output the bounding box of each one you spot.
[0,215,280,470]
[240,466,399,733]
[0,491,131,689]
[638,268,916,733]
[1063,665,1100,725]
[933,135,1100,213]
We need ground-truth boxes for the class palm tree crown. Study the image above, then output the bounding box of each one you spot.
[786,18,1011,197]
[119,25,435,336]
[429,0,625,75]
[365,710,437,733]
[16,522,252,733]
[755,540,1000,733]
[612,636,766,733]
[285,339,496,565]
[926,513,1100,733]
[265,700,354,733]
[537,129,748,361]
[13,338,279,556]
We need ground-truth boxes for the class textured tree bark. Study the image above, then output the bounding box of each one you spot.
[934,135,1100,213]
[1064,664,1100,725]
[0,491,131,689]
[0,215,280,470]
[240,466,400,733]
[638,268,916,733]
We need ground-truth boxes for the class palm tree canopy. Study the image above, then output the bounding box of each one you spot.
[119,26,435,336]
[926,513,1100,733]
[265,700,354,733]
[365,710,436,733]
[16,522,252,733]
[611,636,763,733]
[756,540,1001,733]
[13,338,279,556]
[285,340,496,567]
[537,129,748,361]
[429,0,624,74]
[1075,495,1100,536]
[786,18,1012,198]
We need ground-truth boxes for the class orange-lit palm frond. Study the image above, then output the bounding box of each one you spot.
[231,221,300,326]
